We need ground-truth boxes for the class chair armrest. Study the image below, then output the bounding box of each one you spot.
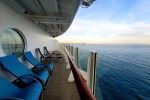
[35,63,44,66]
[35,66,48,71]
[14,75,45,89]
[37,65,53,75]
[31,64,49,73]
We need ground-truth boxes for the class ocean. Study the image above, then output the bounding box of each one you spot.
[72,44,150,100]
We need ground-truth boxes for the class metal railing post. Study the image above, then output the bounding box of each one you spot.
[87,52,97,95]
[71,46,73,56]
[73,47,78,66]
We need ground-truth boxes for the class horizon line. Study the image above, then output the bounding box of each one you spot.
[59,42,150,45]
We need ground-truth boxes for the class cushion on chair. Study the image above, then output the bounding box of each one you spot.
[23,51,41,66]
[23,51,54,71]
[0,55,49,86]
[0,76,42,100]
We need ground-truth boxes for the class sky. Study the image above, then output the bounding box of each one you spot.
[55,0,150,44]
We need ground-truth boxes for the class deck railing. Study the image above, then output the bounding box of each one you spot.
[64,47,96,100]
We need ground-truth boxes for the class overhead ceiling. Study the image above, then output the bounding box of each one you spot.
[1,0,80,37]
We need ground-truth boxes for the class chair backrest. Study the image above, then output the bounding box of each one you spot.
[44,46,49,54]
[37,48,45,58]
[0,76,20,98]
[23,51,42,66]
[0,55,34,78]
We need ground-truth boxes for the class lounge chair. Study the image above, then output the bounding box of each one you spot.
[0,76,43,100]
[44,46,50,54]
[37,48,53,62]
[0,55,49,88]
[43,47,66,62]
[44,46,56,55]
[23,51,54,74]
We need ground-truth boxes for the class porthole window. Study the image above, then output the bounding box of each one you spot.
[1,28,26,57]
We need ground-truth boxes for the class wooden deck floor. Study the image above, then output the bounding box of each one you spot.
[43,59,81,100]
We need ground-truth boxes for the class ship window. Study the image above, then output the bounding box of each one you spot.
[1,28,26,57]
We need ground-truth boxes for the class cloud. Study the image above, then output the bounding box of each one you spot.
[56,0,150,44]
[63,18,150,37]
[56,19,150,44]
[56,35,150,44]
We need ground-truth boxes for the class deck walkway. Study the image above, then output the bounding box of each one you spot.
[42,52,81,100]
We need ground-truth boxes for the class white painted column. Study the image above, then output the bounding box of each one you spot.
[73,47,78,66]
[87,52,97,95]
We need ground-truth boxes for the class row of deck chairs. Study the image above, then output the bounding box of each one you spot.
[0,50,55,100]
[37,46,66,62]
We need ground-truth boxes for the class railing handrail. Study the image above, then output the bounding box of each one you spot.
[64,47,96,100]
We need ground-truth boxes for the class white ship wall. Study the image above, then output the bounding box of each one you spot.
[0,2,59,80]
[53,39,60,50]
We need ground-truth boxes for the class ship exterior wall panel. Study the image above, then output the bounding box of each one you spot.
[0,2,56,80]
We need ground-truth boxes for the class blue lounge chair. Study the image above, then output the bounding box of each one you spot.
[0,76,43,100]
[23,51,54,74]
[0,55,49,88]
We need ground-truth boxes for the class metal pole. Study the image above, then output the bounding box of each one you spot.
[87,52,97,95]
[71,46,73,56]
[74,47,78,66]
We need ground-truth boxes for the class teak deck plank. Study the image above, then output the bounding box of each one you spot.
[43,53,80,100]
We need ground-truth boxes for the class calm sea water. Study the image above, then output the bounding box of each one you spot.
[72,44,150,100]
